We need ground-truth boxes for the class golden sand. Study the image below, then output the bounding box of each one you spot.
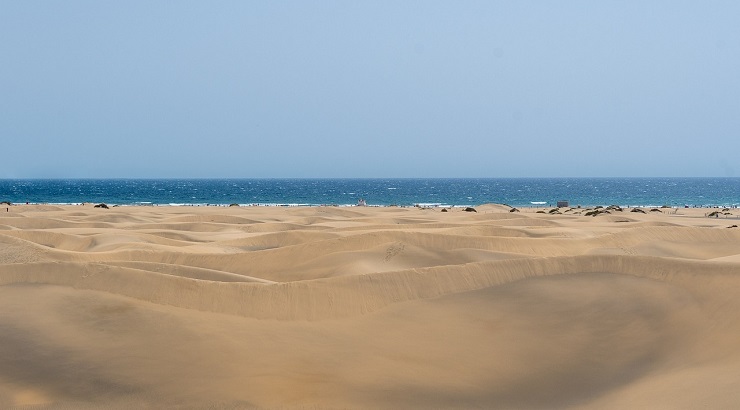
[1,204,739,408]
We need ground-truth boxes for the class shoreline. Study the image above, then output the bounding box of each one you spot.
[3,201,739,210]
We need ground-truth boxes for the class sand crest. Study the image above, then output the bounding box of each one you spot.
[1,204,739,408]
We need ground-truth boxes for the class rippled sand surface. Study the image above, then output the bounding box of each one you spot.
[1,204,739,409]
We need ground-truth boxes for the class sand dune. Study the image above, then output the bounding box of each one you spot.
[1,204,739,408]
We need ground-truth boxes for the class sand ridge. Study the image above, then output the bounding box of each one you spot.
[1,204,739,408]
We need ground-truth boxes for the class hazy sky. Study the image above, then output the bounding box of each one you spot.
[2,1,738,178]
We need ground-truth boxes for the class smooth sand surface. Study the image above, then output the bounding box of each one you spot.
[1,204,739,409]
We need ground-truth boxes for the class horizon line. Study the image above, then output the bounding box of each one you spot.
[1,176,738,180]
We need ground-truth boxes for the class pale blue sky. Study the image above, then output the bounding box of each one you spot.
[2,1,738,178]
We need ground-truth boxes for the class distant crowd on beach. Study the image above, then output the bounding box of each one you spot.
[2,201,738,210]
[523,204,739,209]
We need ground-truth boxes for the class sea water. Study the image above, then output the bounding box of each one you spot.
[1,178,738,208]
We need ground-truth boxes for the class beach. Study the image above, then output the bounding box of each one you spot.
[1,203,739,408]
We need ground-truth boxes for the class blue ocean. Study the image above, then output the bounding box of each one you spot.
[1,178,739,208]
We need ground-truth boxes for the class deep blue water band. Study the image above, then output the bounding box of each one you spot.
[1,178,739,208]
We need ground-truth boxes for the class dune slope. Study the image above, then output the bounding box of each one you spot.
[1,204,739,409]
